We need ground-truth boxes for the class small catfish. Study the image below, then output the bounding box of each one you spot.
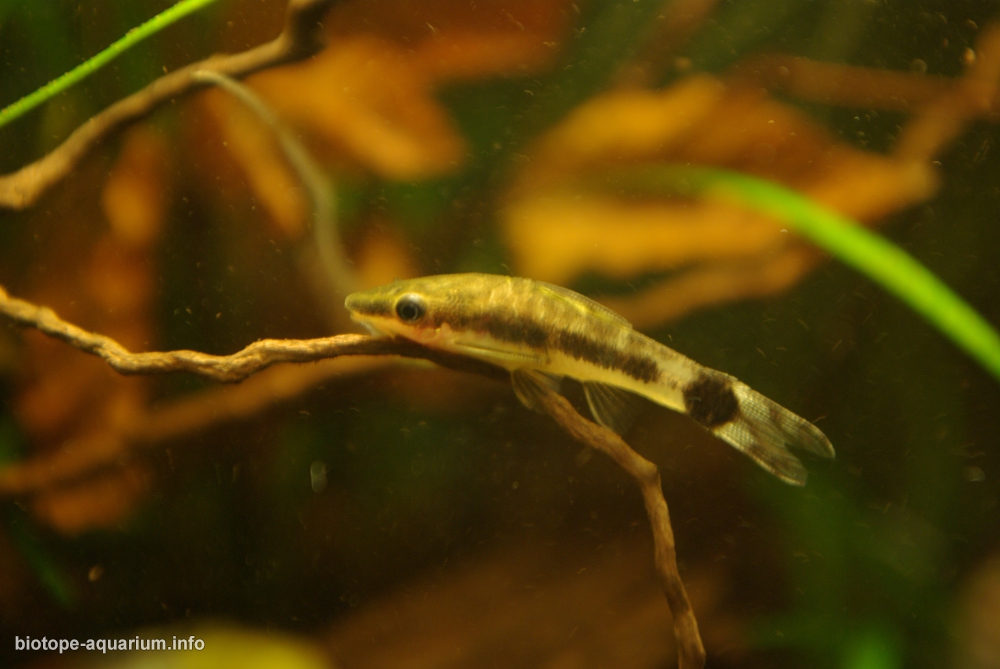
[345,274,834,485]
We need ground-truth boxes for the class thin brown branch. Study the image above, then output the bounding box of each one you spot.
[0,284,504,383]
[531,384,706,669]
[0,0,340,210]
[0,283,703,666]
[191,69,359,332]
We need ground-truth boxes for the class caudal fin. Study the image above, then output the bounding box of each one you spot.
[683,372,835,486]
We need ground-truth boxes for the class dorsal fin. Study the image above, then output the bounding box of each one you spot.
[533,280,632,329]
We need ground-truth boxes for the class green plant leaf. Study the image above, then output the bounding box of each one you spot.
[0,0,219,129]
[615,166,1000,384]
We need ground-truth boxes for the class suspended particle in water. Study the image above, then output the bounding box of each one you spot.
[310,460,328,493]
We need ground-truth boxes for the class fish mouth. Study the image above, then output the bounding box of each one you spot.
[348,312,406,339]
[355,319,388,337]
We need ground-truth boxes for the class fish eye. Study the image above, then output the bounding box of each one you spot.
[395,294,426,322]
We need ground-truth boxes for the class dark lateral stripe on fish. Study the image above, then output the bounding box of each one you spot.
[479,309,550,350]
[364,299,663,385]
[444,307,661,384]
[555,329,661,383]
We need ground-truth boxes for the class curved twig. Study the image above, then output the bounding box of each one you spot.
[530,384,706,668]
[0,0,339,210]
[191,69,359,331]
[0,285,504,383]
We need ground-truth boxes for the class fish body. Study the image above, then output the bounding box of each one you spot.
[345,273,834,485]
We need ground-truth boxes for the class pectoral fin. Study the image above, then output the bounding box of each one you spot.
[452,339,544,365]
[510,369,563,413]
[582,381,645,435]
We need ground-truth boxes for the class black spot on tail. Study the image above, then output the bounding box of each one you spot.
[683,373,739,428]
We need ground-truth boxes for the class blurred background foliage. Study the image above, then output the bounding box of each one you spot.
[1,0,1000,667]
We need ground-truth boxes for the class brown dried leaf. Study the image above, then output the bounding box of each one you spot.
[199,87,310,238]
[324,0,570,80]
[31,464,152,536]
[195,0,572,237]
[504,20,1000,314]
[250,36,467,180]
[524,76,729,176]
[504,74,941,316]
[11,126,166,533]
[353,225,421,288]
[101,126,169,249]
[505,194,779,283]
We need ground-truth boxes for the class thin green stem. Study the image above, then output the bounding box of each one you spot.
[0,0,220,129]
[623,166,1000,384]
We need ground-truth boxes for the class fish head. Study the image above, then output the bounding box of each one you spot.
[344,275,481,344]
